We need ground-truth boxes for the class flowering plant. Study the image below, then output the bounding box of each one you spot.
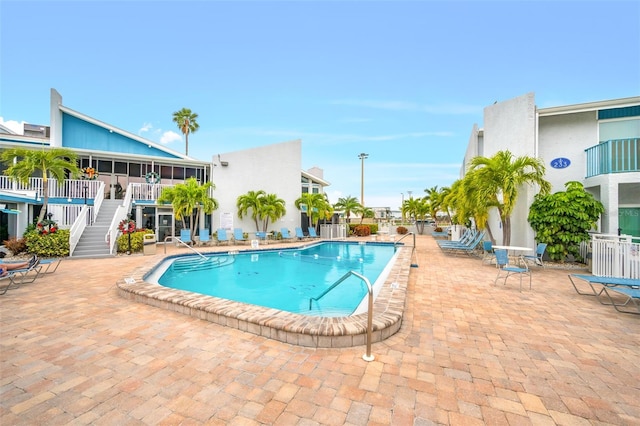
[118,218,136,234]
[82,167,98,180]
[36,218,58,235]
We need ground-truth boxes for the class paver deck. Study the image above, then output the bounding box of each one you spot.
[1,235,638,425]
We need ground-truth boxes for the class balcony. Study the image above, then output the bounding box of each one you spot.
[585,138,639,178]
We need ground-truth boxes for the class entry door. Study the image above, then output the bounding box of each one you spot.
[157,210,174,243]
[619,208,640,238]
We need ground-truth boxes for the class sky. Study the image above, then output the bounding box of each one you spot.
[1,0,639,210]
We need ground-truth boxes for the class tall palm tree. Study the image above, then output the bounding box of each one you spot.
[333,195,361,224]
[258,193,287,232]
[403,197,430,234]
[295,193,331,230]
[1,147,80,222]
[469,150,550,245]
[236,190,267,231]
[157,177,217,241]
[172,108,199,156]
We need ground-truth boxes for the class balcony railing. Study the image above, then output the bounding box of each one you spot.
[585,138,640,178]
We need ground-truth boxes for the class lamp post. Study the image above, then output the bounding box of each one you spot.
[358,153,368,207]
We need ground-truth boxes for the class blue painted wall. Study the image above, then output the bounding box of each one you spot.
[62,113,179,158]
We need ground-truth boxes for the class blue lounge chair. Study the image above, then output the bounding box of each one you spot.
[216,228,230,245]
[179,228,191,244]
[568,274,640,314]
[439,232,485,255]
[308,228,319,239]
[233,228,248,244]
[0,258,43,295]
[437,229,476,247]
[255,231,269,244]
[294,227,307,240]
[494,249,531,291]
[39,258,61,274]
[198,229,211,246]
[523,243,547,267]
[280,228,294,242]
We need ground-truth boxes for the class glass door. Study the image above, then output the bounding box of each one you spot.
[157,209,174,243]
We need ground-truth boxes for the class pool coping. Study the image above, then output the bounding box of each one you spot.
[116,241,412,348]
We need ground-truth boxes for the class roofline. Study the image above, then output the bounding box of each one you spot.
[58,104,195,161]
[302,170,330,186]
[538,96,640,117]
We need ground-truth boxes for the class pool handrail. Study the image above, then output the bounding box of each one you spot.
[394,232,418,268]
[163,236,207,259]
[309,270,374,362]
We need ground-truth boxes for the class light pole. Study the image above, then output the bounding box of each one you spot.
[401,192,405,223]
[358,153,368,207]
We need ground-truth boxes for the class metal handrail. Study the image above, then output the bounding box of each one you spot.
[163,236,207,259]
[394,232,418,268]
[309,270,375,361]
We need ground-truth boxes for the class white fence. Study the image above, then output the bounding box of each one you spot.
[320,224,348,240]
[591,234,640,279]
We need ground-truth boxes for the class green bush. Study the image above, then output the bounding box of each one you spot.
[25,229,70,257]
[348,224,377,236]
[117,230,154,253]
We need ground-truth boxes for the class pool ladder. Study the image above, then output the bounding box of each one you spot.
[394,232,419,268]
[309,271,375,362]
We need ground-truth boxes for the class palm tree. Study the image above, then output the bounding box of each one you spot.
[403,197,430,234]
[236,190,267,231]
[333,195,361,224]
[157,177,217,242]
[295,193,331,230]
[1,147,80,222]
[469,150,550,245]
[424,185,447,223]
[258,193,287,232]
[172,108,199,156]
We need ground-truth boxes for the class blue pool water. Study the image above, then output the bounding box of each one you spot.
[147,242,398,316]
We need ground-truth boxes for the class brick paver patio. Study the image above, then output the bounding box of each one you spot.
[1,235,638,425]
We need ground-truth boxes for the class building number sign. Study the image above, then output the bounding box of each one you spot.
[550,157,571,169]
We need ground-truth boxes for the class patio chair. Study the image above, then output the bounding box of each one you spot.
[280,228,294,242]
[255,231,269,244]
[481,241,495,265]
[523,243,547,267]
[308,227,320,239]
[216,229,230,245]
[601,286,640,315]
[294,227,308,240]
[0,258,43,295]
[568,274,640,314]
[179,229,191,244]
[39,258,62,274]
[197,229,212,246]
[439,232,485,256]
[437,229,476,248]
[233,228,249,244]
[494,249,531,291]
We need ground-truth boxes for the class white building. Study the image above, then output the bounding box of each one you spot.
[462,92,640,248]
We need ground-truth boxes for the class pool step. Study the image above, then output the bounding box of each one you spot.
[171,256,235,271]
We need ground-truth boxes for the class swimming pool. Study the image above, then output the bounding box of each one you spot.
[117,239,413,348]
[147,242,397,316]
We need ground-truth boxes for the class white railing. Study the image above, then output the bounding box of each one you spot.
[129,183,171,201]
[320,224,348,240]
[0,176,103,199]
[106,184,134,255]
[69,206,90,255]
[592,234,640,279]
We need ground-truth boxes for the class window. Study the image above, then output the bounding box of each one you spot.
[114,161,127,174]
[129,163,141,177]
[97,160,112,173]
[160,165,172,179]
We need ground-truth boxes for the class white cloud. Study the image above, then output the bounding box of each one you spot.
[0,117,25,135]
[160,130,182,145]
[139,122,153,134]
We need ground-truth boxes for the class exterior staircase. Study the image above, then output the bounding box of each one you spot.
[71,199,121,258]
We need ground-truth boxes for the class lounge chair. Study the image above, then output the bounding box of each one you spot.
[280,228,294,242]
[523,243,547,267]
[439,231,485,255]
[216,228,230,245]
[437,229,476,247]
[568,274,640,314]
[294,227,308,240]
[197,229,212,246]
[0,258,43,295]
[308,228,320,239]
[179,229,192,244]
[39,258,62,274]
[255,231,269,244]
[494,249,531,291]
[233,228,249,244]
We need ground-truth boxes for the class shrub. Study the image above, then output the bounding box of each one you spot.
[434,227,443,232]
[3,237,27,255]
[396,226,408,235]
[353,225,371,237]
[117,229,153,254]
[25,230,70,257]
